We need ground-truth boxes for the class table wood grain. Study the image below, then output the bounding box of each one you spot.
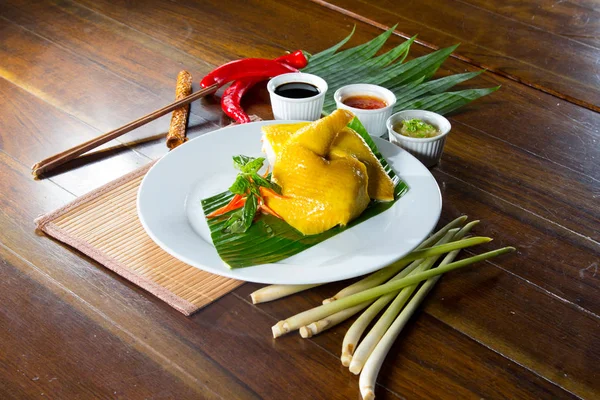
[0,1,598,399]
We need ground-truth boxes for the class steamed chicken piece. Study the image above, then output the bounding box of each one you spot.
[267,147,370,235]
[329,127,395,201]
[265,110,371,235]
[261,121,394,201]
[262,122,309,165]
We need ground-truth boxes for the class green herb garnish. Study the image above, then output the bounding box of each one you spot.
[400,119,439,138]
[211,155,282,234]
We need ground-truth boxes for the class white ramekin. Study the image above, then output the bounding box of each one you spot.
[386,110,451,167]
[267,73,327,120]
[334,84,396,137]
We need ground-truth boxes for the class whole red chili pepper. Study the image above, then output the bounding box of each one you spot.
[220,51,309,123]
[200,58,298,89]
[221,80,254,123]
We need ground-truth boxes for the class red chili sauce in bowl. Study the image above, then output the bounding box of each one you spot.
[342,95,387,110]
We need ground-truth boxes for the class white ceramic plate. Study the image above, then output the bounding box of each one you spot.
[137,120,441,284]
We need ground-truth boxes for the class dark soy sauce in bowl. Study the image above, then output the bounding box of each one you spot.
[274,82,320,99]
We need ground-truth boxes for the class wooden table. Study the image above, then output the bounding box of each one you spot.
[1,1,598,398]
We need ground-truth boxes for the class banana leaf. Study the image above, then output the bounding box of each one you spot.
[202,118,408,269]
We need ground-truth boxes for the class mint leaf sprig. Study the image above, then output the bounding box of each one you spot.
[217,155,283,234]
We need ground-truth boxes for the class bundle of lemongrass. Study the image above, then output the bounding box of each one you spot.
[250,216,515,400]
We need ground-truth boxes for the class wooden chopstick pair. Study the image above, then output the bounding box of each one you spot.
[31,77,217,178]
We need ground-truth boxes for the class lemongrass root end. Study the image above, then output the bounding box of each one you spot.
[300,324,318,338]
[250,293,258,304]
[272,321,289,338]
[348,361,362,375]
[322,297,334,304]
[360,387,375,400]
[341,352,352,367]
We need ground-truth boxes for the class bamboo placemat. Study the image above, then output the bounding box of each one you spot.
[35,162,244,315]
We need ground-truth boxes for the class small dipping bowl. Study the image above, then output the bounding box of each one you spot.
[386,110,451,167]
[267,73,328,121]
[334,84,396,137]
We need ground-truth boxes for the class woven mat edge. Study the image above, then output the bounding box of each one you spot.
[40,221,198,315]
[33,159,241,316]
[35,161,157,229]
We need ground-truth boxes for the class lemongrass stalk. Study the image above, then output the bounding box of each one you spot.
[348,222,478,374]
[302,225,467,343]
[301,227,457,346]
[341,225,477,364]
[348,232,455,372]
[299,301,372,338]
[359,240,478,399]
[341,224,478,365]
[359,270,446,399]
[323,216,467,303]
[272,245,513,337]
[307,229,455,344]
[359,237,479,399]
[340,259,423,365]
[250,283,322,304]
[302,258,421,343]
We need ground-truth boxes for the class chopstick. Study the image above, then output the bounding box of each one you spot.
[31,83,219,178]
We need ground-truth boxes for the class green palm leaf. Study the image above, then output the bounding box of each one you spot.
[393,71,483,110]
[302,27,496,117]
[304,25,397,71]
[400,87,500,115]
[305,25,356,62]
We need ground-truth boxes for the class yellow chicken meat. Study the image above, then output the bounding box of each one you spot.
[261,116,395,202]
[263,109,394,236]
[329,127,395,201]
[267,110,368,235]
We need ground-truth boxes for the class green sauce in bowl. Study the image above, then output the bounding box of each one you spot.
[394,118,439,138]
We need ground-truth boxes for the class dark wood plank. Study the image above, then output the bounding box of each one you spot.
[424,257,600,399]
[374,314,579,400]
[442,121,599,242]
[429,172,600,399]
[0,78,149,195]
[73,0,294,65]
[441,77,599,179]
[0,154,264,400]
[186,295,374,400]
[432,169,600,315]
[460,0,600,48]
[0,244,210,400]
[0,16,216,162]
[315,0,600,110]
[0,0,221,123]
